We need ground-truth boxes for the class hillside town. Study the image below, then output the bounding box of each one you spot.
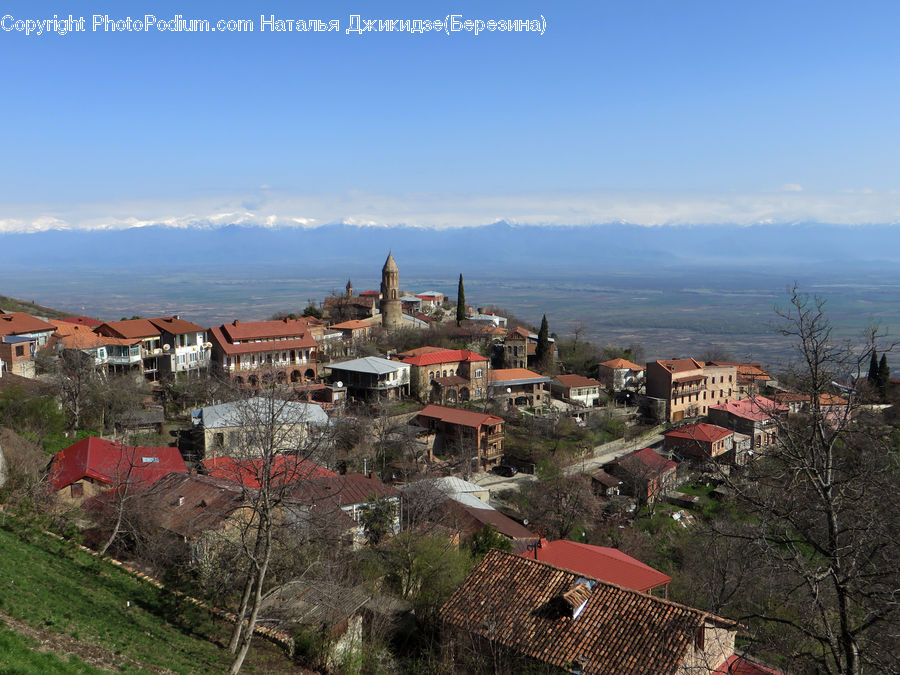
[0,254,897,675]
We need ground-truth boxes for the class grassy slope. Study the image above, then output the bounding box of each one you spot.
[0,520,295,674]
[0,294,74,319]
[0,628,103,675]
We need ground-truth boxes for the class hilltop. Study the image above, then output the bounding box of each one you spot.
[0,294,74,320]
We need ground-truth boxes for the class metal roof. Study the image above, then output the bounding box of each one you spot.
[329,356,409,375]
[192,397,328,429]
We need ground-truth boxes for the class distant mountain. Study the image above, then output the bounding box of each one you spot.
[3,222,898,275]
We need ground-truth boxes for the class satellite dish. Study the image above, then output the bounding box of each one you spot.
[506,387,512,394]
[162,344,170,351]
[336,381,344,388]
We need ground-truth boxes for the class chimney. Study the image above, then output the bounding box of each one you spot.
[233,320,239,326]
[177,496,185,506]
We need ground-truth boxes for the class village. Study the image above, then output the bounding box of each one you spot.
[0,254,897,675]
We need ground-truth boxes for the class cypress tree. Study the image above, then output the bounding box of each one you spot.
[456,274,466,325]
[867,350,879,386]
[536,314,551,368]
[877,354,890,400]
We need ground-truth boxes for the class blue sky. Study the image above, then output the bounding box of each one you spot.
[2,1,900,230]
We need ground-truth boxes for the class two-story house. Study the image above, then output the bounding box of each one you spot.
[400,348,489,403]
[208,318,319,387]
[663,422,735,463]
[596,357,645,392]
[550,374,602,407]
[416,404,504,470]
[327,356,410,401]
[489,368,551,409]
[645,358,740,423]
[708,396,785,458]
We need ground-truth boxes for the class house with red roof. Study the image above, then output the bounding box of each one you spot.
[201,454,335,489]
[489,368,551,409]
[597,357,645,392]
[605,447,679,505]
[49,322,143,375]
[551,373,602,407]
[208,318,319,387]
[707,361,773,397]
[49,436,187,505]
[417,404,505,470]
[440,550,741,674]
[58,316,104,328]
[525,538,672,596]
[0,312,57,347]
[708,396,785,457]
[400,347,489,403]
[664,423,735,462]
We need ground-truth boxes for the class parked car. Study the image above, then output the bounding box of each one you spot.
[492,464,518,477]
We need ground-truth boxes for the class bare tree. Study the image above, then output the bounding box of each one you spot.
[715,288,900,673]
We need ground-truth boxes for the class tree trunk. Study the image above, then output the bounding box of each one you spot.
[228,528,272,674]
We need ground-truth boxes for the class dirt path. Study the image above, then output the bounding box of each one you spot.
[0,610,175,674]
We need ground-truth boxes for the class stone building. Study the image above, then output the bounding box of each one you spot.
[380,253,403,330]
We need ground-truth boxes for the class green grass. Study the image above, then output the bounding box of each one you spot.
[0,628,104,675]
[0,518,287,674]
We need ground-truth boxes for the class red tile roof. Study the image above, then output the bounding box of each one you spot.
[96,318,160,340]
[657,358,705,373]
[440,550,738,675]
[396,346,447,358]
[358,290,380,297]
[49,437,187,491]
[148,316,205,335]
[418,404,503,429]
[489,368,545,383]
[401,349,487,366]
[450,501,537,541]
[554,374,601,389]
[219,318,320,343]
[528,539,671,592]
[52,323,140,350]
[506,326,532,340]
[329,319,373,330]
[614,447,678,475]
[58,316,103,328]
[714,654,784,675]
[665,423,733,444]
[598,358,644,371]
[209,323,317,356]
[0,312,56,336]
[709,396,785,422]
[202,455,335,489]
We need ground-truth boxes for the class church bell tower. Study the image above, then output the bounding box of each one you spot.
[380,253,402,330]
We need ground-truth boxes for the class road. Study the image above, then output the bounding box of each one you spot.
[470,425,666,492]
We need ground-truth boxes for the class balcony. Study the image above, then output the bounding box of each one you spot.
[672,385,706,396]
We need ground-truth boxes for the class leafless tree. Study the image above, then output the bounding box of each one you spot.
[714,288,900,673]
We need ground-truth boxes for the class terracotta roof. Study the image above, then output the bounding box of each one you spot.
[396,346,447,358]
[148,316,205,335]
[449,499,537,541]
[709,397,785,422]
[489,368,546,383]
[714,654,785,675]
[591,469,622,488]
[665,423,733,444]
[440,550,738,675]
[598,358,644,371]
[49,437,187,491]
[202,455,335,489]
[418,404,503,429]
[58,316,103,328]
[612,447,677,476]
[506,326,532,340]
[554,374,601,388]
[0,312,56,336]
[529,539,671,592]
[289,473,400,508]
[96,318,160,340]
[208,324,316,356]
[401,349,487,366]
[707,362,771,384]
[52,323,140,350]
[131,472,246,539]
[358,290,380,297]
[656,358,705,373]
[219,318,320,343]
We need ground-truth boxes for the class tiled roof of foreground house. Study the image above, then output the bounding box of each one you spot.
[598,357,645,371]
[0,312,56,336]
[418,404,503,429]
[709,397,785,422]
[49,437,187,490]
[665,423,733,444]
[400,348,487,366]
[441,550,739,675]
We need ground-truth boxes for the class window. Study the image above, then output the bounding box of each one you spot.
[14,345,24,357]
[70,483,84,498]
[475,368,483,378]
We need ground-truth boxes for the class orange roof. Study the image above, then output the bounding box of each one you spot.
[613,447,678,475]
[396,346,446,358]
[96,318,160,340]
[218,318,319,343]
[208,324,316,356]
[148,316,205,335]
[529,539,671,592]
[665,422,733,444]
[554,374,601,388]
[402,349,487,367]
[506,326,532,340]
[598,358,644,371]
[656,358,704,373]
[0,312,56,336]
[52,323,140,350]
[418,404,503,429]
[709,396,785,421]
[58,316,103,328]
[489,368,545,383]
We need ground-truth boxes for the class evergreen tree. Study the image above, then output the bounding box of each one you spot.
[536,314,551,369]
[867,350,879,386]
[877,353,890,400]
[456,273,466,325]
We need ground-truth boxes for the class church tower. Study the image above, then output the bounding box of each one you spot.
[380,252,402,330]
